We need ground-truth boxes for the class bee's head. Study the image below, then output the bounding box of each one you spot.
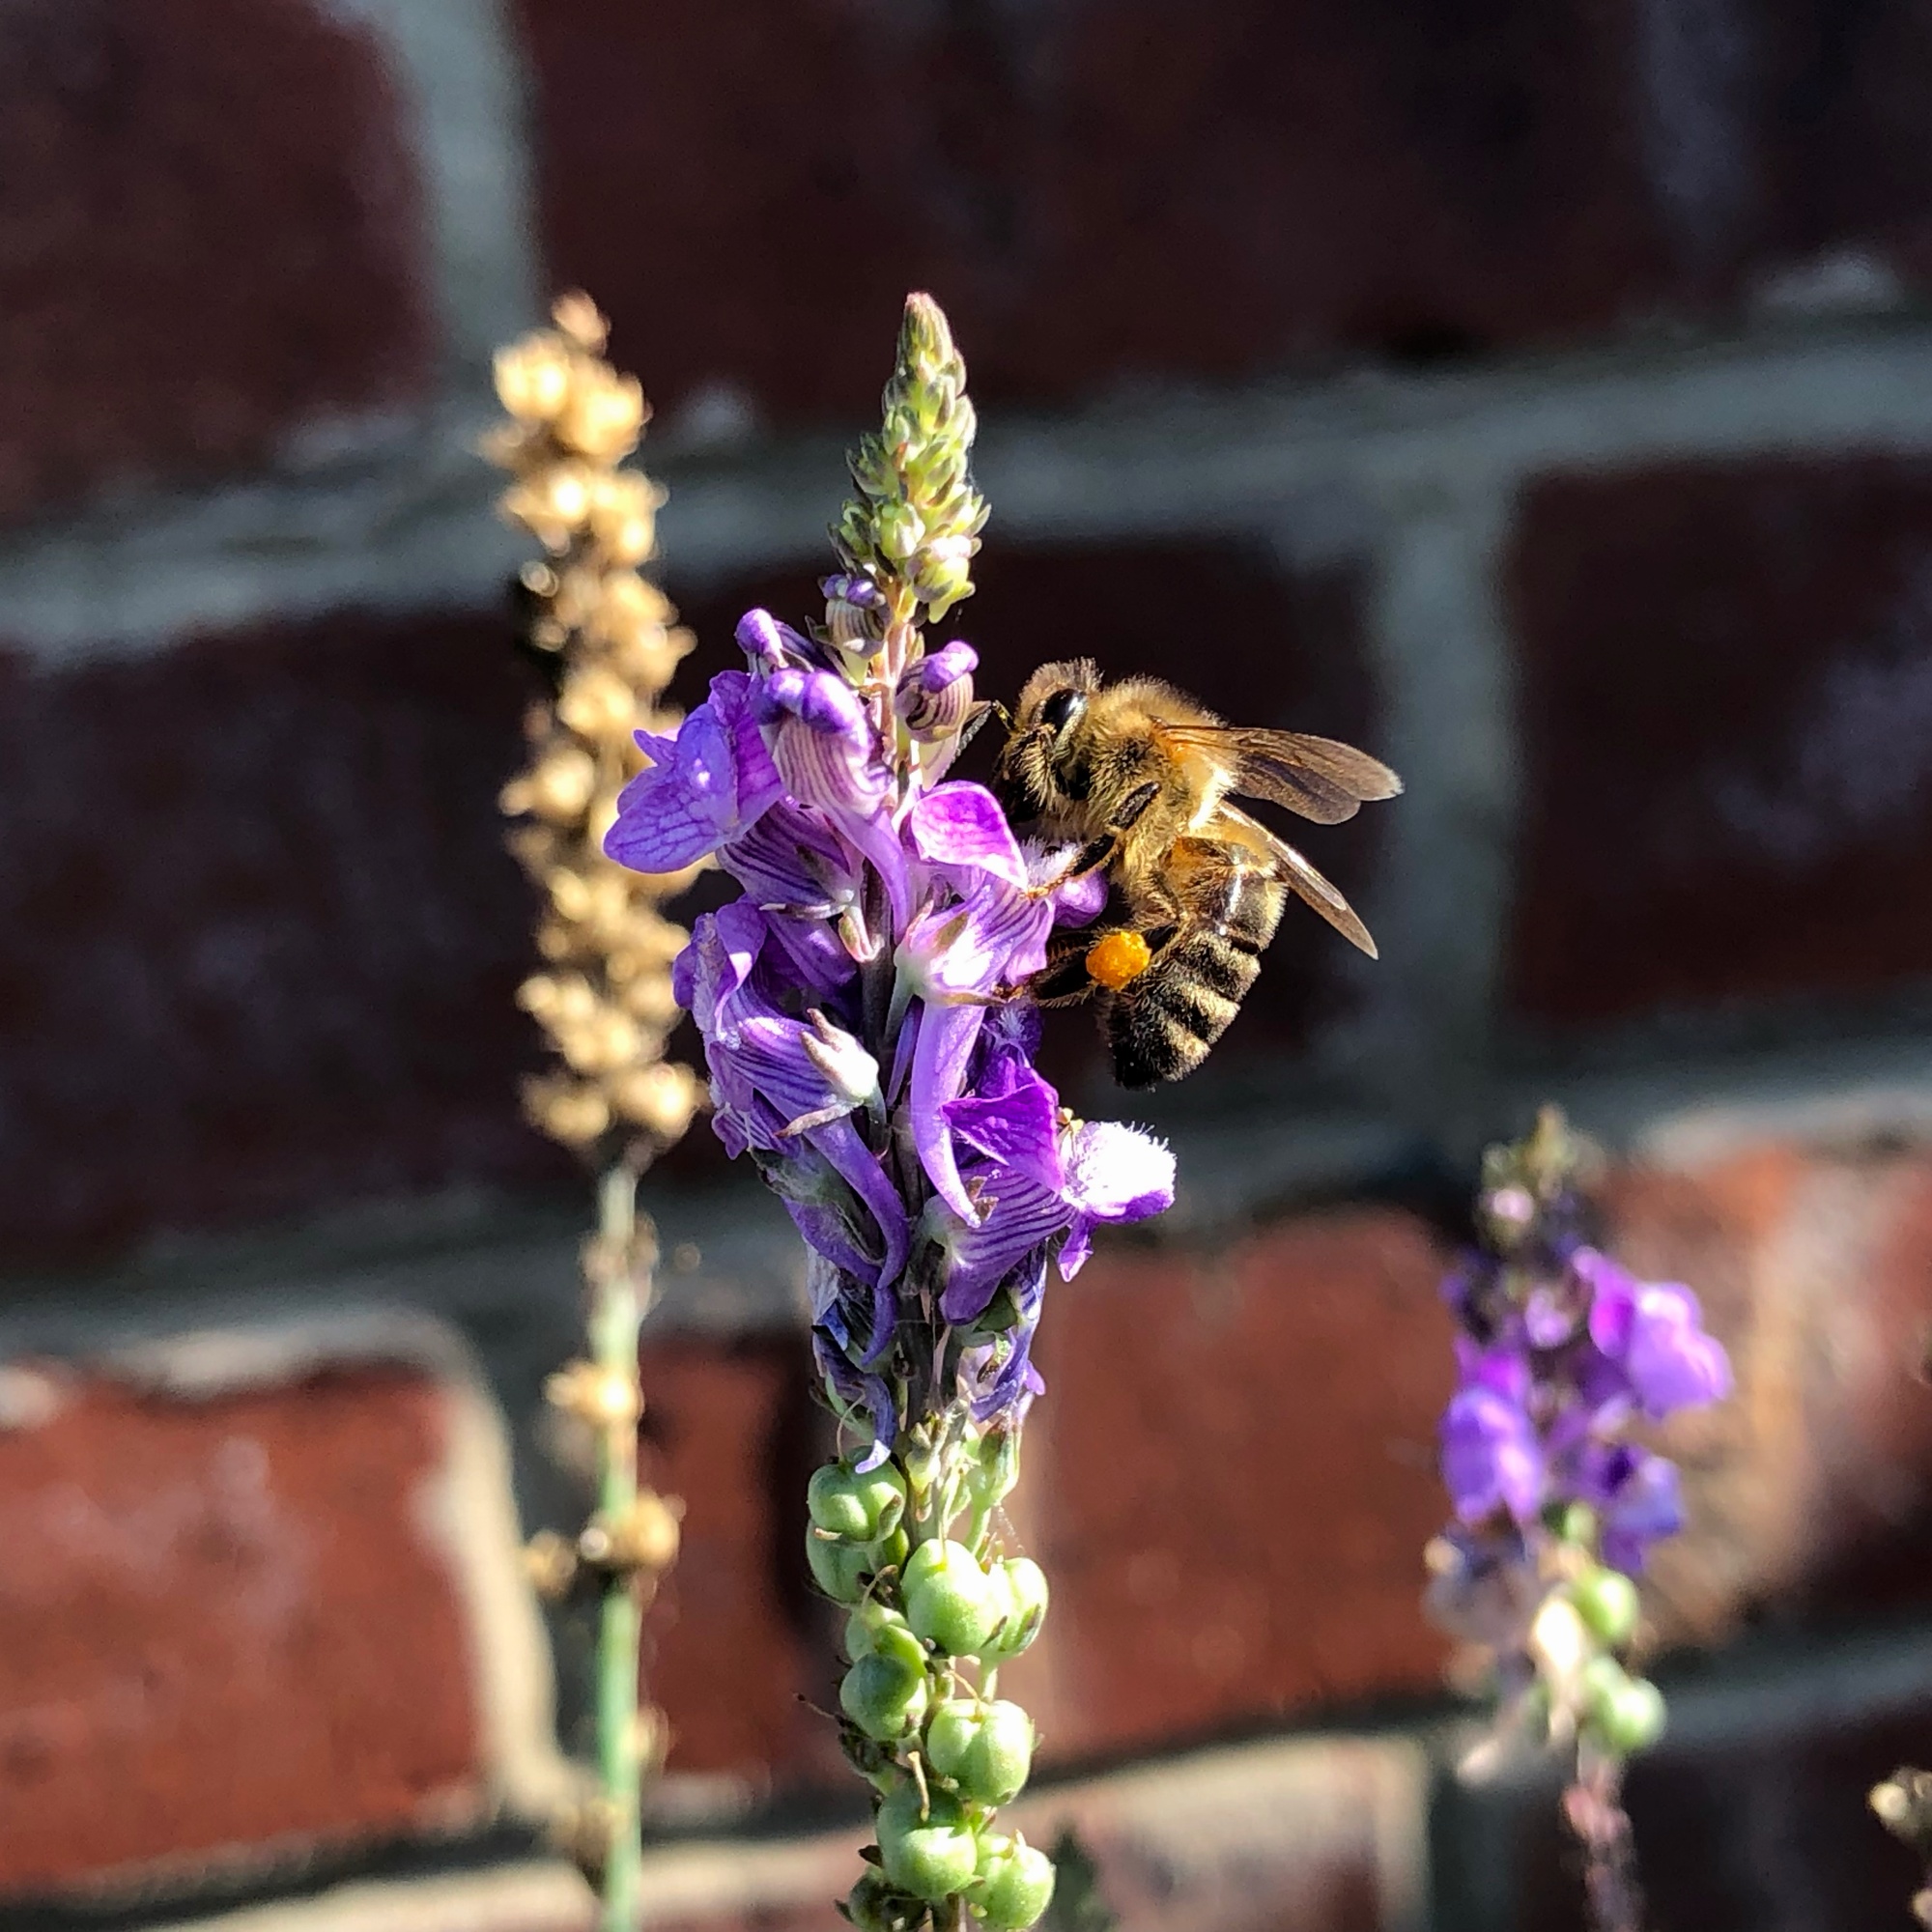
[996,659,1100,817]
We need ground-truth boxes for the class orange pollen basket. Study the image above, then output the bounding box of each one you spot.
[1085,929,1153,990]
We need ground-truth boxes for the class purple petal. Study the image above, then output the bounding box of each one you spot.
[735,607,825,673]
[787,1200,884,1293]
[940,1184,1065,1323]
[1579,1249,1639,1356]
[758,668,889,818]
[910,1002,987,1220]
[811,1115,911,1296]
[758,909,859,995]
[944,1065,1064,1187]
[908,782,1029,891]
[1623,1282,1732,1417]
[1453,1338,1534,1407]
[1441,1383,1545,1524]
[605,670,783,871]
[1064,1121,1175,1222]
[722,801,863,914]
[1600,1453,1685,1575]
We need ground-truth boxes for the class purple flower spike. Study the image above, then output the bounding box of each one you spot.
[609,564,1175,1464]
[1428,1112,1732,1821]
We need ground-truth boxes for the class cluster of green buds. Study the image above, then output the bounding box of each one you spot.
[807,1423,1054,1931]
[1522,1504,1666,1760]
[833,297,989,633]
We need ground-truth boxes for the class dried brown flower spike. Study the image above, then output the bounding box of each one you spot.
[488,295,699,1932]
[490,293,704,1161]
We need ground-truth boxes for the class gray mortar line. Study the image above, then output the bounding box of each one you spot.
[10,323,1932,662]
[318,0,544,381]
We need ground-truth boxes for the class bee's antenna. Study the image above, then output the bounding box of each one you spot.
[958,698,1009,753]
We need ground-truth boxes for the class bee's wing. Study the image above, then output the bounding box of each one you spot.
[1165,725,1403,825]
[1216,804,1379,957]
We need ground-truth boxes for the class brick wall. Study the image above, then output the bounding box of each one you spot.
[6,4,1932,1928]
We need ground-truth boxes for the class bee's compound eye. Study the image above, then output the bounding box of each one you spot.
[1037,688,1086,734]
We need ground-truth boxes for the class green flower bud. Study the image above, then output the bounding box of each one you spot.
[1591,1672,1667,1756]
[1550,1501,1599,1548]
[840,1651,930,1742]
[810,1461,909,1545]
[980,1556,1048,1663]
[845,1601,928,1674]
[972,1837,1056,1929]
[806,1526,871,1605]
[902,1538,999,1657]
[877,1784,979,1903]
[1578,1652,1629,1720]
[966,1426,1021,1516]
[1570,1566,1641,1647]
[923,1698,1032,1806]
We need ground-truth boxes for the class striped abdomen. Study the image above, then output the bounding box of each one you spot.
[1106,863,1286,1087]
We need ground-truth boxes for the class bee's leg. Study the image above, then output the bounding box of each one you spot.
[1023,782,1164,899]
[990,932,1100,1006]
[1025,944,1102,1007]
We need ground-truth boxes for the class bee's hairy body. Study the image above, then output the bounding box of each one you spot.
[994,658,1399,1088]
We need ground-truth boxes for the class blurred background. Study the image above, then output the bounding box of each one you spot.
[3,2,1932,1928]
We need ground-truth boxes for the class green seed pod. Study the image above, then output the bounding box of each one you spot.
[973,1838,1057,1929]
[877,1784,979,1903]
[809,1464,875,1542]
[873,1523,910,1572]
[902,1539,999,1657]
[844,1600,926,1672]
[810,1461,909,1544]
[806,1527,871,1605]
[923,1697,1034,1804]
[980,1556,1049,1663]
[1570,1566,1641,1648]
[960,1700,1034,1805]
[840,1652,930,1742]
[923,1698,981,1783]
[842,1868,922,1932]
[1593,1674,1667,1756]
[1578,1652,1630,1723]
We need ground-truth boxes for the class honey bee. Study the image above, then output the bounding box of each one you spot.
[993,659,1402,1088]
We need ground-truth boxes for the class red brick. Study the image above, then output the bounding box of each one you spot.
[1016,1208,1456,1761]
[0,1358,490,1896]
[639,1335,840,1790]
[675,538,1384,1071]
[1602,1135,1932,1640]
[0,0,432,521]
[517,1,1932,424]
[0,610,574,1266]
[518,0,1662,421]
[1508,458,1932,1026]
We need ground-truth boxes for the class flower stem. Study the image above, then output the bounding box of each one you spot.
[593,1159,645,1932]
